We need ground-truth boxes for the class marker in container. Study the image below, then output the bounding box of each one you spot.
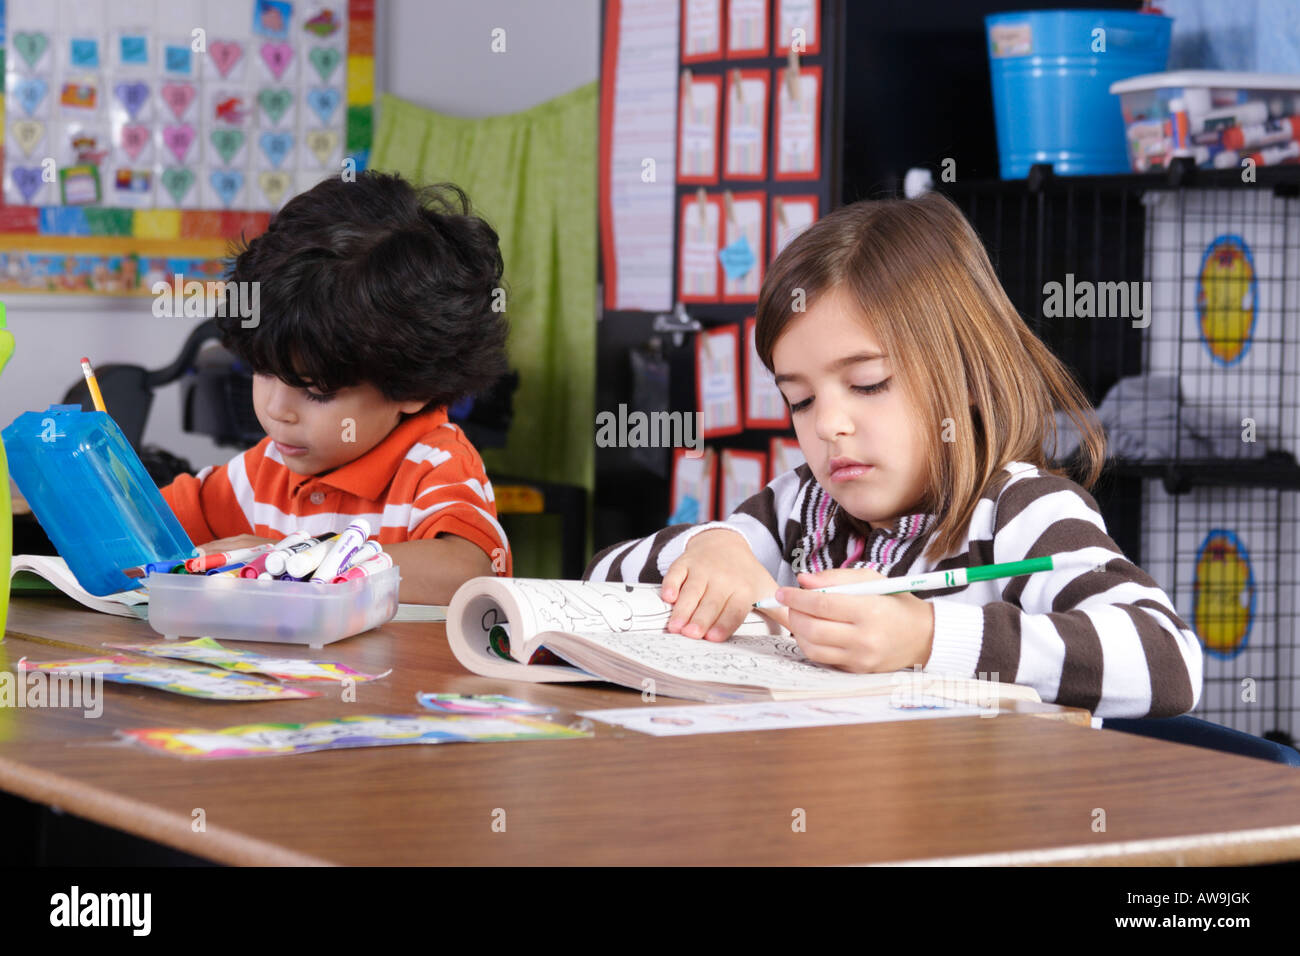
[1221,116,1300,152]
[332,551,394,583]
[339,540,382,572]
[271,530,312,554]
[310,519,372,582]
[264,532,337,576]
[239,553,274,578]
[209,566,247,578]
[283,536,343,579]
[186,543,275,573]
[123,560,183,579]
[1248,140,1300,167]
[1198,100,1268,134]
[205,562,247,576]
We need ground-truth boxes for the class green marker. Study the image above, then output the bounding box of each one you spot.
[754,556,1055,608]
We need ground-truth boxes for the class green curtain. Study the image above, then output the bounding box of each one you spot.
[371,85,597,578]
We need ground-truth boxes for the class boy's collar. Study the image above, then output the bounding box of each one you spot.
[282,407,449,499]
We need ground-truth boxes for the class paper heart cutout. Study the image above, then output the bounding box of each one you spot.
[14,32,49,68]
[257,87,293,124]
[305,129,339,165]
[163,124,196,163]
[306,87,340,125]
[160,82,197,119]
[11,166,44,203]
[70,38,99,68]
[209,40,243,78]
[16,78,49,117]
[260,42,293,80]
[259,171,291,205]
[114,82,150,120]
[308,46,341,82]
[162,167,195,204]
[11,120,44,157]
[211,129,246,164]
[210,169,244,206]
[120,124,150,161]
[258,131,294,168]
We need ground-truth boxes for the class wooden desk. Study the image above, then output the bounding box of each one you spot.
[3,595,1300,866]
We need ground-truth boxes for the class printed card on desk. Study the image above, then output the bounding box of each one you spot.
[720,449,767,517]
[678,71,720,184]
[769,436,805,481]
[681,0,724,63]
[671,446,717,523]
[696,324,742,437]
[744,315,789,428]
[773,63,821,180]
[775,0,821,55]
[727,0,769,57]
[771,194,818,261]
[678,190,722,302]
[721,190,764,302]
[723,68,769,180]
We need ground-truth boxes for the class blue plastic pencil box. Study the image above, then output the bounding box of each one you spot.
[3,404,195,596]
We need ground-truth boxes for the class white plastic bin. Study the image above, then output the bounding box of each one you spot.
[146,565,401,647]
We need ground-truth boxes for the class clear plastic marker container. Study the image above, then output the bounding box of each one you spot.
[146,564,401,647]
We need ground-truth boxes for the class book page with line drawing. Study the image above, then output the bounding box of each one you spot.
[542,628,1041,703]
[446,577,781,684]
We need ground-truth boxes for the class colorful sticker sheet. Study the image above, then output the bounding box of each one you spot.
[105,637,391,683]
[18,655,320,699]
[416,693,556,716]
[119,713,592,758]
[0,0,375,294]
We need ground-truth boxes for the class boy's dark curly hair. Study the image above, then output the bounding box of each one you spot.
[217,171,509,414]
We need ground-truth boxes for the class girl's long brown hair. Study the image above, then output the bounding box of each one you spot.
[755,191,1106,561]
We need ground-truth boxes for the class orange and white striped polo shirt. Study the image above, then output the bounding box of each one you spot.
[160,407,511,574]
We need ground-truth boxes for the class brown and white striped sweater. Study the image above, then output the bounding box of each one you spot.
[585,461,1204,723]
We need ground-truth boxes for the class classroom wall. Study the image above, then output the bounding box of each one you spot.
[0,0,600,473]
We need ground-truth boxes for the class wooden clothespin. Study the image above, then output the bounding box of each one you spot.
[774,196,787,228]
[732,69,745,104]
[681,68,695,108]
[701,327,715,359]
[696,187,709,227]
[723,189,736,226]
[786,50,802,102]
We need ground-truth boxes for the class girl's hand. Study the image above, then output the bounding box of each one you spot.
[661,529,789,640]
[199,534,277,555]
[776,567,935,672]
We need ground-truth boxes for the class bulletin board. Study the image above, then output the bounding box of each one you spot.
[0,0,375,295]
[596,0,841,543]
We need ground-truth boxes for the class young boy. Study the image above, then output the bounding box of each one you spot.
[161,172,512,604]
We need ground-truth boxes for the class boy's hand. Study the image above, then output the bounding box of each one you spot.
[661,529,788,641]
[199,534,277,555]
[776,567,935,672]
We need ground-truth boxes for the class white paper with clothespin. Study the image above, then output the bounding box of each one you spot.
[720,190,764,301]
[679,189,720,301]
[696,325,742,438]
[670,445,717,523]
[679,70,720,182]
[771,194,818,259]
[775,61,821,178]
[725,69,768,178]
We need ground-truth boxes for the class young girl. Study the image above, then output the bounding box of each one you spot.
[585,191,1202,721]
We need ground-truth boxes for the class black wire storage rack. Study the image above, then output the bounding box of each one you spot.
[944,163,1300,744]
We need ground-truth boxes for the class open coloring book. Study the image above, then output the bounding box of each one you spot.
[446,577,1040,705]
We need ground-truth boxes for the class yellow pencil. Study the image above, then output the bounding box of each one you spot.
[80,356,107,413]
